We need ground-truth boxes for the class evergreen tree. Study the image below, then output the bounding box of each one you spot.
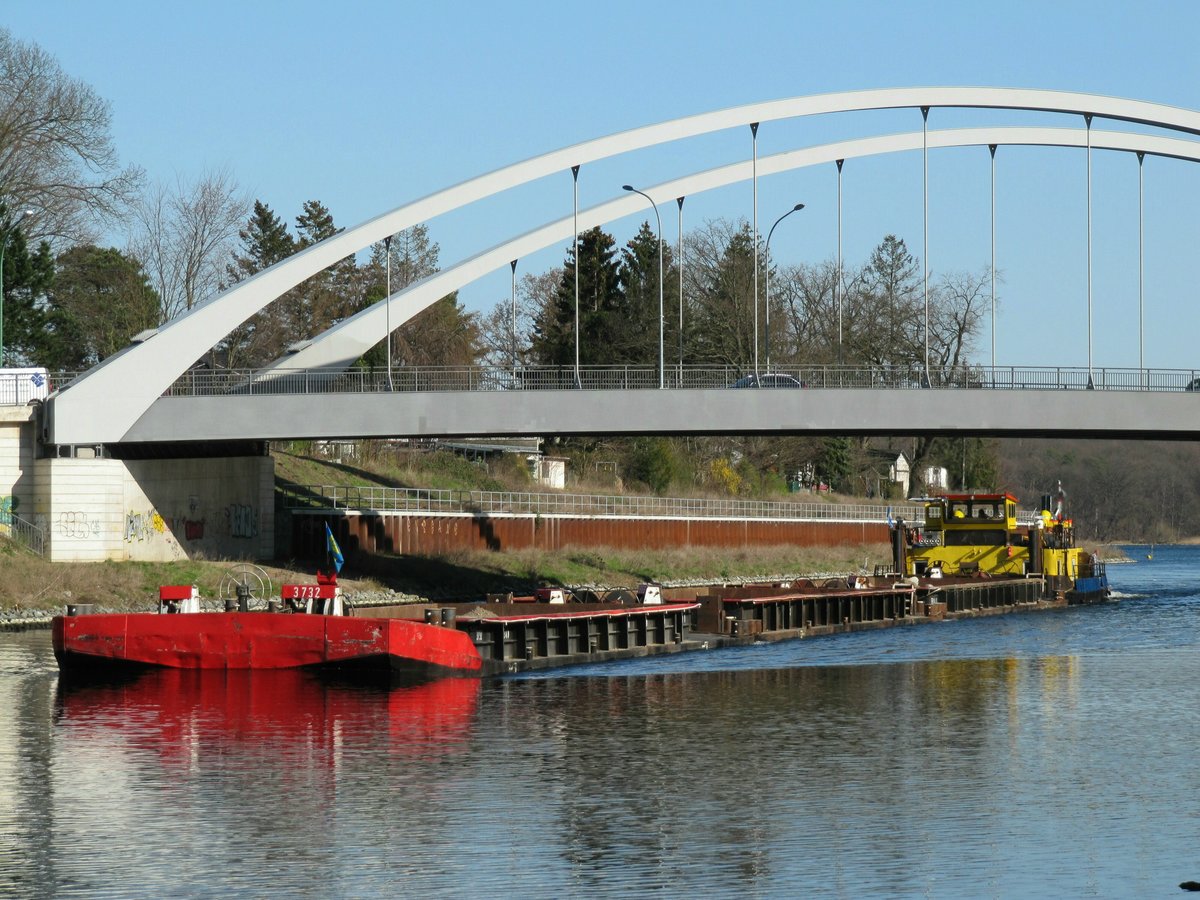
[533,227,621,367]
[226,200,295,282]
[368,223,439,290]
[45,245,159,368]
[295,200,337,245]
[361,224,441,368]
[850,234,923,368]
[690,222,758,367]
[816,436,853,492]
[221,200,296,367]
[293,200,357,341]
[616,222,676,367]
[0,211,54,366]
[626,437,683,494]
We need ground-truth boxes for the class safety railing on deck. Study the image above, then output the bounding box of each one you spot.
[83,363,1200,398]
[44,363,1200,400]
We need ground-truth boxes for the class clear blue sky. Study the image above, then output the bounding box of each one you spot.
[7,0,1200,369]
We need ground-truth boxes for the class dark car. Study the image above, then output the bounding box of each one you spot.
[731,373,804,389]
[1186,377,1200,392]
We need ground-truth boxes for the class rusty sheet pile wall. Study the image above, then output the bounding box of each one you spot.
[292,511,888,558]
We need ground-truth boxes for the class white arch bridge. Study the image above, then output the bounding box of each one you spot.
[41,88,1200,448]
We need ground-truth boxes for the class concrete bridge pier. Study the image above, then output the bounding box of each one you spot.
[0,409,274,562]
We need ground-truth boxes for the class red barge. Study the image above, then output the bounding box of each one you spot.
[53,582,707,679]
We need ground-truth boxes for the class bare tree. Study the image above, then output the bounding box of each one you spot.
[131,168,249,322]
[774,259,846,365]
[0,28,142,242]
[928,268,991,380]
[478,269,559,367]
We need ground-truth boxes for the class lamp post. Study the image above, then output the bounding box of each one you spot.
[921,105,930,387]
[677,196,685,381]
[0,209,33,368]
[384,234,393,391]
[989,144,997,370]
[572,165,581,388]
[622,185,664,389]
[764,203,804,373]
[750,122,760,376]
[510,259,519,373]
[836,159,844,365]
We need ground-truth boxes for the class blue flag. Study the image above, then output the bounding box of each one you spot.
[325,522,344,573]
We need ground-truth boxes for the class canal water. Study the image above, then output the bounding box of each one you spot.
[2,548,1199,898]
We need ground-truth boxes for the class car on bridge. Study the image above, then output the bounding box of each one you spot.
[732,373,805,389]
[1186,377,1200,392]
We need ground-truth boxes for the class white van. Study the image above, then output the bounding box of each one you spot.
[0,368,50,405]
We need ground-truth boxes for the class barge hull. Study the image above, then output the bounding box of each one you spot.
[53,612,484,675]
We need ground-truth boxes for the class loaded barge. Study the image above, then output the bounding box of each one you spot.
[53,488,1109,681]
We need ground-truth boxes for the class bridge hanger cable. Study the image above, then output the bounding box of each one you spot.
[269,126,1200,378]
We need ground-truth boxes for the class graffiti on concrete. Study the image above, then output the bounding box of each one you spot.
[59,511,101,540]
[225,504,258,539]
[125,508,167,543]
[0,495,17,526]
[183,519,206,541]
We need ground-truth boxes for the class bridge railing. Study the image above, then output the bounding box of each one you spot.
[279,483,929,523]
[69,363,1197,398]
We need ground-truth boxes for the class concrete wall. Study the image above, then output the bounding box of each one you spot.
[0,411,36,530]
[117,456,275,562]
[28,451,274,562]
[33,456,123,561]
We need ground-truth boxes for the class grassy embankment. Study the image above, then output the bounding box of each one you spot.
[273,444,891,599]
[0,446,888,614]
[2,444,1130,614]
[0,538,888,616]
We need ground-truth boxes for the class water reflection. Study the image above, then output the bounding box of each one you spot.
[470,658,1092,896]
[55,670,482,766]
[2,549,1199,897]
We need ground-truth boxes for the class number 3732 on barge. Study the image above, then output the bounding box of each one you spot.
[889,489,1110,604]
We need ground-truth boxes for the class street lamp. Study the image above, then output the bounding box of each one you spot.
[764,203,804,373]
[676,196,685,380]
[384,234,394,391]
[622,184,664,389]
[0,209,33,368]
[510,259,519,373]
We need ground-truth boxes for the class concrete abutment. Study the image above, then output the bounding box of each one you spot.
[0,412,274,561]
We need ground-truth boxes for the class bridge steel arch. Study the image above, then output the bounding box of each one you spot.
[273,127,1200,375]
[46,88,1200,445]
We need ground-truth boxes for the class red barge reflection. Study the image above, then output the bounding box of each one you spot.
[55,669,482,763]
